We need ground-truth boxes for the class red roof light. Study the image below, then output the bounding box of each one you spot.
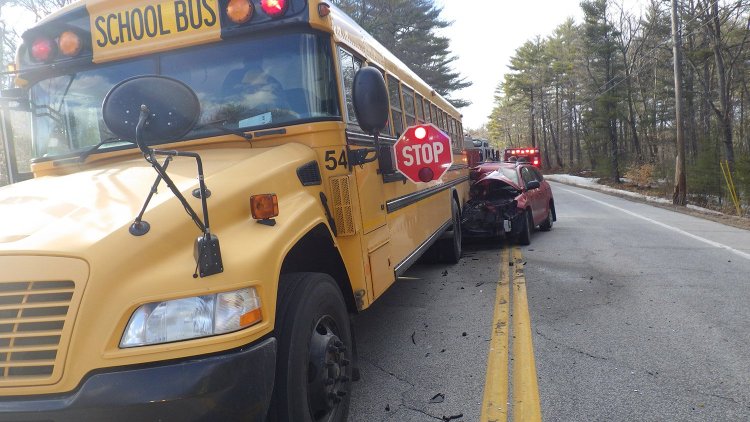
[260,0,288,17]
[31,37,55,62]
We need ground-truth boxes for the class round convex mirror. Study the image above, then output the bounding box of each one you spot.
[352,67,389,136]
[102,75,200,145]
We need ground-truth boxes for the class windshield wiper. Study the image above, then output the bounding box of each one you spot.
[77,137,131,162]
[195,119,253,141]
[49,137,128,165]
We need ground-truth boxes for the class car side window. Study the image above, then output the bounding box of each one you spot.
[531,167,544,181]
[520,167,535,185]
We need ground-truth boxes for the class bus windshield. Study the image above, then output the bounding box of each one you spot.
[29,32,340,160]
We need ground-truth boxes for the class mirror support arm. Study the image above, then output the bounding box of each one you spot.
[134,105,207,234]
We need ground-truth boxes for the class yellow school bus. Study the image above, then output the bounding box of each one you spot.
[0,0,468,419]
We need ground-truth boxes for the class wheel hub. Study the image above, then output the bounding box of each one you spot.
[308,318,349,418]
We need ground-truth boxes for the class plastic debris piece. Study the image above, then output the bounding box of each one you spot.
[430,393,445,403]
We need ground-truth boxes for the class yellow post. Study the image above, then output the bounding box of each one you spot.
[720,160,742,216]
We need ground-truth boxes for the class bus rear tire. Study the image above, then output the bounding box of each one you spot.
[270,272,352,422]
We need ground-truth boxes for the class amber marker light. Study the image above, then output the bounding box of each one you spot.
[250,194,279,220]
[58,31,82,57]
[227,0,253,23]
[240,308,263,326]
[318,2,331,17]
[260,0,288,18]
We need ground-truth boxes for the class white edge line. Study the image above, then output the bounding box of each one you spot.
[562,188,750,262]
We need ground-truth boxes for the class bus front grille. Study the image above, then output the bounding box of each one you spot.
[0,280,74,382]
[329,175,356,236]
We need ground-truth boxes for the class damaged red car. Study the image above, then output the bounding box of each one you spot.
[462,161,556,245]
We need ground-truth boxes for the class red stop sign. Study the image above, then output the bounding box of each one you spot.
[393,124,453,183]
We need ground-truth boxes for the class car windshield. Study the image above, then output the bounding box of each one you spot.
[497,167,520,185]
[29,32,340,160]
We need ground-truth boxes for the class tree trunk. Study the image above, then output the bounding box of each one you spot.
[529,88,537,148]
[708,0,735,168]
[671,0,687,206]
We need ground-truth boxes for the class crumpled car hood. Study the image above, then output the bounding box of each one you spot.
[472,170,522,195]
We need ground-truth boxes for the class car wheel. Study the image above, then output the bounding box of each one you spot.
[517,209,532,246]
[439,199,463,264]
[539,202,554,231]
[271,273,352,422]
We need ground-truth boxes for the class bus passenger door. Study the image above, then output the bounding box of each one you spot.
[350,142,394,300]
[350,145,386,234]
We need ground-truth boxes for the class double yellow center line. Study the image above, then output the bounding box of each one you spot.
[481,246,542,422]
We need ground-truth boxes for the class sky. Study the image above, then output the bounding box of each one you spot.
[436,0,648,130]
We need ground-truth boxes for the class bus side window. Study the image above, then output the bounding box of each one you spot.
[401,86,416,128]
[386,75,403,137]
[449,118,457,150]
[415,94,425,124]
[338,47,362,130]
[430,103,437,126]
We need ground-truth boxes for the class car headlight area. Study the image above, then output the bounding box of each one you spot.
[120,287,262,348]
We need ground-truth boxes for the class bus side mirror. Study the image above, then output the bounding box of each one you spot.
[352,67,389,136]
[1,88,30,111]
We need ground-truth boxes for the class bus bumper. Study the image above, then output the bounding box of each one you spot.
[0,338,277,422]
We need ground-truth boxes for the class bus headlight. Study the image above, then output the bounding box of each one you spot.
[120,287,262,348]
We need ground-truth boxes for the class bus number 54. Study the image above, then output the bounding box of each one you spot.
[325,150,348,170]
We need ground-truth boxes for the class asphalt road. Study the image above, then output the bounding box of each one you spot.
[349,180,750,421]
[527,182,750,421]
[349,237,504,421]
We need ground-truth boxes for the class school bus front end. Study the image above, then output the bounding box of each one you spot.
[0,0,467,420]
[0,1,358,420]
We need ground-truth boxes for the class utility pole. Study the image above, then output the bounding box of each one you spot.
[671,0,687,206]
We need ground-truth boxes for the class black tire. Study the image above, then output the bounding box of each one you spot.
[438,199,463,264]
[539,202,554,231]
[271,273,352,422]
[517,209,532,246]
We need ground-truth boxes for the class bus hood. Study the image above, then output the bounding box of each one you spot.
[0,144,311,252]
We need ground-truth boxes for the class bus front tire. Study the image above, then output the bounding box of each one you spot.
[271,272,352,422]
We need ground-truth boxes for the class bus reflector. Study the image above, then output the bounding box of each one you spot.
[59,31,82,57]
[31,38,55,62]
[250,194,279,220]
[260,0,288,17]
[227,0,253,23]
